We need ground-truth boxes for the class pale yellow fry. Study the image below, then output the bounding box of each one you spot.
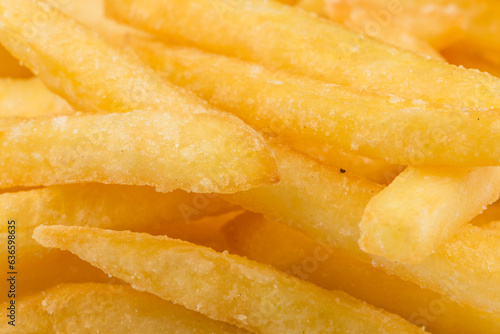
[460,0,500,66]
[0,44,32,78]
[0,0,197,114]
[360,166,500,263]
[223,213,500,334]
[33,226,427,334]
[0,110,278,193]
[128,39,500,166]
[0,231,110,302]
[105,0,500,110]
[224,141,500,313]
[0,0,279,191]
[0,184,234,234]
[319,0,468,49]
[0,283,245,334]
[0,78,73,118]
[296,0,444,60]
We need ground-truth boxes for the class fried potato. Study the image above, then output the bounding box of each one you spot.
[460,0,500,66]
[0,184,234,234]
[106,0,500,109]
[0,110,278,193]
[33,225,428,334]
[360,166,500,263]
[0,283,246,333]
[0,78,73,118]
[222,212,500,334]
[296,0,444,60]
[0,0,279,192]
[470,200,500,226]
[224,140,500,313]
[0,44,32,78]
[126,38,500,166]
[0,231,111,302]
[319,0,467,49]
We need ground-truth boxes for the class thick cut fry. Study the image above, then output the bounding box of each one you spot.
[0,44,32,78]
[0,184,234,234]
[127,39,500,166]
[0,78,73,118]
[33,226,427,334]
[360,166,500,263]
[106,0,500,110]
[224,141,500,313]
[296,0,444,60]
[0,110,278,193]
[0,0,205,114]
[0,0,278,192]
[318,0,468,49]
[0,231,111,302]
[222,213,500,334]
[0,283,245,333]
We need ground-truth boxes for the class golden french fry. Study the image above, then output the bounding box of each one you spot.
[33,225,428,334]
[0,0,279,192]
[360,166,500,263]
[0,110,278,193]
[460,0,500,66]
[296,0,444,60]
[0,283,246,333]
[224,140,500,313]
[0,44,32,78]
[0,78,73,118]
[126,38,500,166]
[0,231,111,303]
[318,0,467,49]
[222,212,500,334]
[106,0,500,109]
[0,184,235,234]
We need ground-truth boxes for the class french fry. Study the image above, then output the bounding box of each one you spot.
[296,0,444,60]
[0,231,111,303]
[0,44,32,78]
[0,204,235,302]
[0,78,73,118]
[105,0,500,109]
[460,0,500,66]
[0,0,279,192]
[127,38,500,166]
[223,140,500,313]
[222,212,500,334]
[359,166,500,263]
[0,110,278,193]
[0,283,246,333]
[317,0,468,49]
[0,184,234,234]
[33,225,428,334]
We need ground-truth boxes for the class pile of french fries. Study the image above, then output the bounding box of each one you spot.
[0,0,499,333]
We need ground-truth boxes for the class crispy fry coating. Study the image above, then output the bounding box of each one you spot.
[33,225,427,334]
[0,283,246,333]
[106,0,500,109]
